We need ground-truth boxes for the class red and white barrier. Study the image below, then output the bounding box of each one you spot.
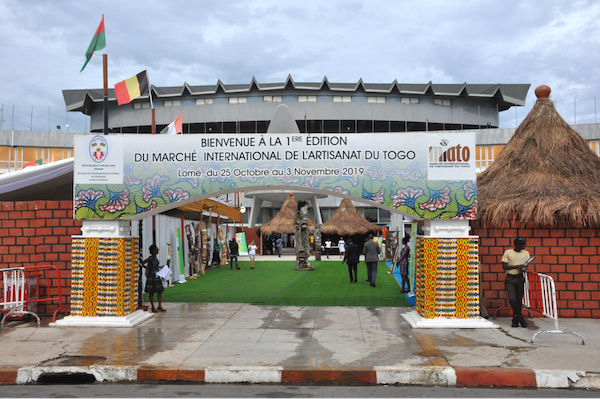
[1,267,40,327]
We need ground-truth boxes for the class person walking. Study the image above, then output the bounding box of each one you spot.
[343,238,360,283]
[338,237,346,260]
[229,238,240,270]
[141,244,166,313]
[212,240,221,267]
[248,240,258,269]
[397,236,411,293]
[502,237,531,328]
[324,238,332,259]
[276,236,283,257]
[363,234,380,287]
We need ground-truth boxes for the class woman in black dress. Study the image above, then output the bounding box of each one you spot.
[142,244,166,313]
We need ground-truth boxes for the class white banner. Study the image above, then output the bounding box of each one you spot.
[73,132,476,221]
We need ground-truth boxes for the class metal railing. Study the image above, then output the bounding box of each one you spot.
[1,267,40,327]
[524,271,584,344]
[1,265,64,327]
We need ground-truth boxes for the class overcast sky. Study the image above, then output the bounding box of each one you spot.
[1,0,599,133]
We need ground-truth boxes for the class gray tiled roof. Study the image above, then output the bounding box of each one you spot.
[62,75,530,112]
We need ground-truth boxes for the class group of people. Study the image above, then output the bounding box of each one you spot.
[341,234,380,286]
[143,233,532,327]
[228,238,259,270]
[263,235,286,256]
[341,234,411,291]
[323,237,346,259]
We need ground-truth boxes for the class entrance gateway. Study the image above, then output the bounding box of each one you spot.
[54,130,492,328]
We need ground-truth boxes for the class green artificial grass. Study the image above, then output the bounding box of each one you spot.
[156,260,409,307]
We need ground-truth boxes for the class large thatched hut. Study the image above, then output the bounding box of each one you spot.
[259,192,315,236]
[321,198,383,255]
[321,198,382,237]
[473,85,600,318]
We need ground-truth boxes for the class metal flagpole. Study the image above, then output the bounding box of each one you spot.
[103,53,108,135]
[145,71,157,244]
[148,70,155,135]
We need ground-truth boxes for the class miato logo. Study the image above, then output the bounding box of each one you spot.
[429,139,470,163]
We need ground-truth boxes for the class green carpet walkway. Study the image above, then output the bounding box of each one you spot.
[157,261,409,307]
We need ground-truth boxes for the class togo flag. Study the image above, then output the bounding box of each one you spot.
[80,15,106,72]
[160,114,183,135]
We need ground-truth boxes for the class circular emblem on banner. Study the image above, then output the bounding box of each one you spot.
[89,136,108,163]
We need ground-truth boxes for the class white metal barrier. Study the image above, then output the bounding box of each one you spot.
[1,267,40,327]
[524,271,584,344]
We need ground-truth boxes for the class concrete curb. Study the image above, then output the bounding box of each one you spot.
[0,365,598,389]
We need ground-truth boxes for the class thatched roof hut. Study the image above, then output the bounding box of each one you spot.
[259,192,315,235]
[478,85,600,227]
[321,198,382,236]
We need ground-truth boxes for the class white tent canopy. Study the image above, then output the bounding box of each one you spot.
[0,158,74,201]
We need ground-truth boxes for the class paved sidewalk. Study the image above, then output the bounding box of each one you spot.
[0,300,599,389]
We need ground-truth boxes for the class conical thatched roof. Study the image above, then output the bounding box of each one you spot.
[478,85,600,227]
[322,198,382,236]
[259,192,315,235]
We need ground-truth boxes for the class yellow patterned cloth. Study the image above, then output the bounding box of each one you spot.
[415,237,479,319]
[70,237,138,317]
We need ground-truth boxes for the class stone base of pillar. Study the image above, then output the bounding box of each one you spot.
[401,310,498,329]
[50,310,154,328]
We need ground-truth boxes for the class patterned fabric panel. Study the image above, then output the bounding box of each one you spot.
[69,237,139,317]
[415,237,479,319]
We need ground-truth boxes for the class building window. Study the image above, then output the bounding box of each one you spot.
[379,209,391,224]
[357,207,390,224]
[362,208,378,223]
[298,95,317,103]
[401,98,420,104]
[333,96,352,103]
[476,145,499,173]
[133,102,150,109]
[263,95,282,103]
[229,97,248,104]
[588,140,600,156]
[434,99,452,106]
[196,98,214,105]
[164,100,181,107]
[367,97,386,103]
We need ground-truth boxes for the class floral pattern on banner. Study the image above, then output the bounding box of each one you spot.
[74,144,476,221]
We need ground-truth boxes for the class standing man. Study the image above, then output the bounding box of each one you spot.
[343,238,360,283]
[363,234,380,287]
[229,238,240,270]
[502,237,531,328]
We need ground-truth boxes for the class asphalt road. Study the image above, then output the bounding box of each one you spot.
[0,384,598,398]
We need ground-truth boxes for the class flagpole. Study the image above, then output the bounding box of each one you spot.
[102,50,108,135]
[148,70,155,135]
[103,53,108,135]
[147,71,156,245]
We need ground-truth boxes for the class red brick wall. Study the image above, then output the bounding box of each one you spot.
[472,219,600,318]
[244,228,260,254]
[0,201,81,316]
